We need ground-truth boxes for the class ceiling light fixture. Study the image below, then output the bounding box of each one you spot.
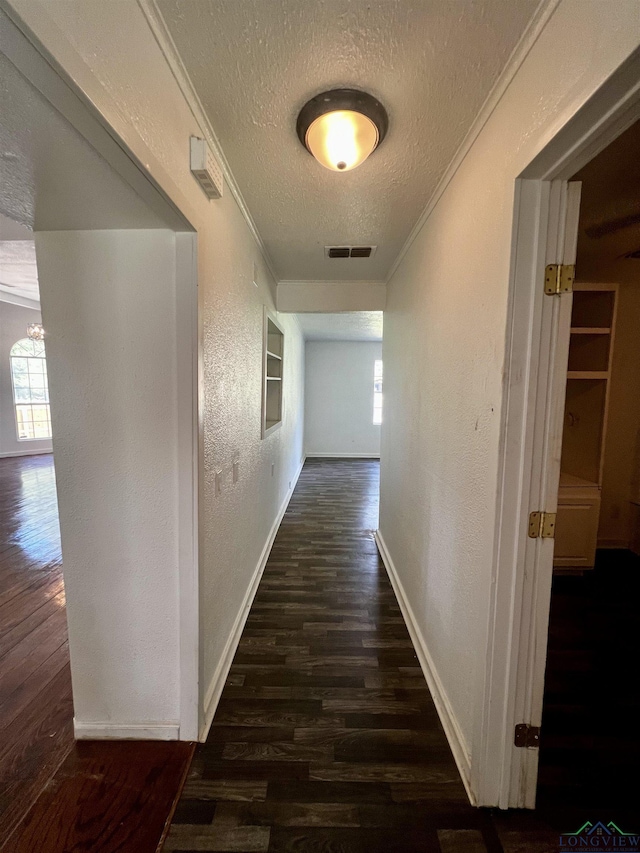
[26,323,45,341]
[297,89,388,172]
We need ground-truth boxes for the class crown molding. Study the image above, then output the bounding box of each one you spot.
[385,0,562,285]
[137,0,279,284]
[0,288,41,310]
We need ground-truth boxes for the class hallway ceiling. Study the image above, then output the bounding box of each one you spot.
[156,0,541,282]
[296,311,382,341]
[0,51,167,233]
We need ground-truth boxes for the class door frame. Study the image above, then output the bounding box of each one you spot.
[476,47,640,809]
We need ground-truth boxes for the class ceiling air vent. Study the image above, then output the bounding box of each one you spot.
[325,245,377,259]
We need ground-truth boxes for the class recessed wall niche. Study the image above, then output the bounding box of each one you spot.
[262,310,284,437]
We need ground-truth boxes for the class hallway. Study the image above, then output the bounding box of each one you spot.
[167,459,505,852]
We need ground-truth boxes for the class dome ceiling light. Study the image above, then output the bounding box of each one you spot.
[296,89,388,173]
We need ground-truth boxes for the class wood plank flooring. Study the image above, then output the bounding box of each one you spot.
[0,455,194,851]
[4,740,195,853]
[0,454,73,843]
[165,459,507,853]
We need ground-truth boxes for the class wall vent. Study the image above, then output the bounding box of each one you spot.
[325,245,377,259]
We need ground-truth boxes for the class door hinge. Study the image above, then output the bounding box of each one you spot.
[544,263,575,295]
[514,723,541,748]
[528,511,556,539]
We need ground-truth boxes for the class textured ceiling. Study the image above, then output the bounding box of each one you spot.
[573,119,640,274]
[0,52,167,232]
[0,240,39,303]
[296,311,382,341]
[157,0,541,281]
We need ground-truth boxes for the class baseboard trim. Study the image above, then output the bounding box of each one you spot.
[306,453,381,459]
[200,455,306,741]
[374,530,475,805]
[0,449,52,458]
[74,720,180,740]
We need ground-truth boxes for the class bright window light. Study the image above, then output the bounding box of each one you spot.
[10,338,52,441]
[373,359,383,425]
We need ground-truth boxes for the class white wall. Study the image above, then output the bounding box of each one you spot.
[305,341,381,457]
[278,282,386,312]
[7,0,305,737]
[0,300,53,457]
[378,0,640,790]
[35,230,181,735]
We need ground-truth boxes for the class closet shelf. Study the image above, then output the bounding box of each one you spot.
[570,327,611,335]
[567,371,608,380]
[266,350,282,360]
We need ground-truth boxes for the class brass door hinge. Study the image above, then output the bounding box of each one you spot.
[544,263,575,295]
[528,511,556,539]
[514,723,541,748]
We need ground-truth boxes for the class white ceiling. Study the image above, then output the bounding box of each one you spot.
[157,0,541,282]
[0,239,39,303]
[296,311,382,342]
[0,51,167,232]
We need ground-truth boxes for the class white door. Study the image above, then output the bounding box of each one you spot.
[509,180,582,807]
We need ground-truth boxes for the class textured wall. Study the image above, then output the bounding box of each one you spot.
[305,341,381,457]
[0,300,52,457]
[9,0,306,733]
[379,0,640,754]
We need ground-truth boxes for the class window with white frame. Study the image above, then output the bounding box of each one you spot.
[373,359,383,425]
[10,338,52,440]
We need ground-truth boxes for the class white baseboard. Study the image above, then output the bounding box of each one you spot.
[375,530,475,805]
[0,449,52,458]
[74,720,180,740]
[306,453,380,459]
[200,455,306,741]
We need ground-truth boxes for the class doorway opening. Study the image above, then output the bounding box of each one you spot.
[538,118,640,813]
[0,213,66,839]
[481,49,640,812]
[296,311,384,462]
[0,8,199,841]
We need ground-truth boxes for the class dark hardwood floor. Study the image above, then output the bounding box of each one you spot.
[536,549,640,824]
[0,454,193,851]
[165,459,508,853]
[0,454,73,842]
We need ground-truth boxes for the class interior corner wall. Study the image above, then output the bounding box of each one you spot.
[378,0,640,789]
[34,229,181,735]
[7,0,307,736]
[0,300,53,457]
[305,341,381,457]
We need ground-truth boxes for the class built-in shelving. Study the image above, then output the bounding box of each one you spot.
[262,311,284,437]
[555,282,618,571]
[567,371,609,380]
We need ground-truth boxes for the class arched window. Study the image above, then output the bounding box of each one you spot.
[10,338,52,440]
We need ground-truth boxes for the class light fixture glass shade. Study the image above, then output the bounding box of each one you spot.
[26,323,45,341]
[305,110,379,172]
